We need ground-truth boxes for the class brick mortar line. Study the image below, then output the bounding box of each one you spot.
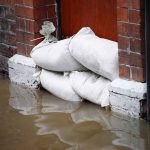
[119,64,144,69]
[0,18,16,23]
[16,16,57,21]
[0,30,16,35]
[118,34,144,39]
[117,21,142,25]
[0,42,16,48]
[118,34,144,40]
[16,29,40,35]
[119,48,145,55]
[17,41,35,47]
[117,6,144,11]
[15,4,56,9]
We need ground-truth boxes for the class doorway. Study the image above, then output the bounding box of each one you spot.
[60,0,117,41]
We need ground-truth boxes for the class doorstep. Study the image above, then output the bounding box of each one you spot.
[109,78,147,118]
[8,54,40,89]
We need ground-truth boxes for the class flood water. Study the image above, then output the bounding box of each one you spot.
[0,75,150,150]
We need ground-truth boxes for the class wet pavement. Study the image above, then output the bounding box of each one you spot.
[0,75,150,150]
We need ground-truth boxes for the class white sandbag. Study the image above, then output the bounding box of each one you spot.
[40,69,82,102]
[69,28,118,80]
[30,38,85,72]
[70,71,111,106]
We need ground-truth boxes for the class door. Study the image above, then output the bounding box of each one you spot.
[61,0,117,41]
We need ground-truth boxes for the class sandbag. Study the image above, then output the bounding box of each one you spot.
[40,69,82,102]
[31,38,85,72]
[69,28,118,80]
[70,71,111,106]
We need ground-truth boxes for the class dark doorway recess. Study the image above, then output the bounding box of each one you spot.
[60,0,117,41]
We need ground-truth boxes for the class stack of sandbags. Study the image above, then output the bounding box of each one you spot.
[31,27,118,107]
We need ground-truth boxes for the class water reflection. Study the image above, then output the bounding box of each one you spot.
[9,83,41,115]
[5,82,150,150]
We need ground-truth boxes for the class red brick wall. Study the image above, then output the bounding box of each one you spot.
[0,0,56,74]
[0,0,146,83]
[15,0,56,56]
[117,0,145,82]
[0,0,16,73]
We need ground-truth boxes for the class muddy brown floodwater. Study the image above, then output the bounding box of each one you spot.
[0,75,150,150]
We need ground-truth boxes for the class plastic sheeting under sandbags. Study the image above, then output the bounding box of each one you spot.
[70,71,111,107]
[40,69,82,102]
[69,29,118,81]
[31,38,85,72]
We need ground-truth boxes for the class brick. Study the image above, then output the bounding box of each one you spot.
[16,6,49,20]
[131,66,145,82]
[16,42,27,56]
[0,32,16,46]
[129,10,143,24]
[15,0,24,5]
[6,34,16,46]
[117,7,128,22]
[119,65,130,79]
[0,6,6,18]
[0,47,9,58]
[131,0,144,10]
[34,20,43,33]
[15,5,34,19]
[117,0,131,8]
[33,0,55,7]
[0,43,11,57]
[26,45,34,56]
[5,7,15,20]
[0,19,9,30]
[16,17,26,31]
[130,52,144,68]
[9,21,16,34]
[130,38,145,54]
[0,31,4,43]
[129,24,142,38]
[16,31,41,45]
[119,50,130,65]
[23,0,54,7]
[117,22,129,36]
[22,0,34,6]
[17,42,34,56]
[0,43,16,57]
[47,5,56,18]
[118,35,130,50]
[33,7,48,20]
[25,19,35,33]
[0,0,15,6]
